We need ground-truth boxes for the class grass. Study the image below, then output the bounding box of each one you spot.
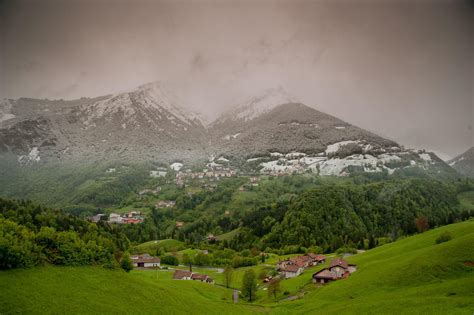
[0,266,263,315]
[1,220,473,314]
[216,228,241,241]
[133,239,186,254]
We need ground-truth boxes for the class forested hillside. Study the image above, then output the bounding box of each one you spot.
[0,199,129,269]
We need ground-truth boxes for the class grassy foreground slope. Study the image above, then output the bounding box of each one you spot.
[0,266,263,315]
[0,220,473,314]
[274,219,474,314]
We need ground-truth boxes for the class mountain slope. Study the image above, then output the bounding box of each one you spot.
[211,101,397,158]
[0,84,455,177]
[448,147,474,178]
[0,83,208,164]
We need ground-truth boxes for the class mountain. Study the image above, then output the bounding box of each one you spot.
[209,88,455,177]
[448,147,474,177]
[0,83,455,178]
[0,82,208,164]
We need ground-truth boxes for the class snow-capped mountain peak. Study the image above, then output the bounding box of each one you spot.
[81,82,204,127]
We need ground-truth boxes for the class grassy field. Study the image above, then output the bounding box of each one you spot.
[1,220,473,314]
[132,239,186,254]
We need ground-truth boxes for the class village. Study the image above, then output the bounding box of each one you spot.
[89,211,145,224]
[128,250,357,291]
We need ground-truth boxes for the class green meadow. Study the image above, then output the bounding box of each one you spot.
[1,220,473,314]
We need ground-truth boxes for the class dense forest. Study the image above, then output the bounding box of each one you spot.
[0,198,129,269]
[1,176,473,270]
[117,178,473,252]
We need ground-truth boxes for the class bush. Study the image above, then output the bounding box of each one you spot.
[160,255,179,266]
[435,232,452,244]
[120,252,133,272]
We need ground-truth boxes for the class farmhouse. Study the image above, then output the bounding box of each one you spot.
[307,253,326,265]
[191,273,213,283]
[173,270,193,280]
[173,270,214,284]
[131,254,161,268]
[312,258,357,285]
[281,264,304,278]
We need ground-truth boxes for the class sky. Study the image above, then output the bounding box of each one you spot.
[1,0,473,159]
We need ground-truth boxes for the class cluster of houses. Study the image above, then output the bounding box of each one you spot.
[172,269,214,284]
[174,166,238,187]
[277,254,357,284]
[131,253,161,268]
[277,253,326,278]
[155,200,176,208]
[312,258,357,284]
[89,211,145,224]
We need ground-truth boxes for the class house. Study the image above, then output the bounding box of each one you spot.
[176,221,184,228]
[173,270,193,280]
[156,200,176,208]
[312,258,357,285]
[108,213,123,224]
[90,213,105,223]
[292,255,313,268]
[131,254,161,268]
[191,273,209,282]
[312,268,336,284]
[207,234,216,242]
[307,253,326,265]
[329,258,357,277]
[276,259,293,271]
[282,264,304,279]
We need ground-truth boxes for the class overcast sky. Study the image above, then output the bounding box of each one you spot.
[1,0,472,159]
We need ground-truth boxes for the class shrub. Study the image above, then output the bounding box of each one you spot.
[160,255,179,266]
[120,252,133,272]
[435,232,452,244]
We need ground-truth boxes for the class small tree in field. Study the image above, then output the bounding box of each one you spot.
[223,265,234,288]
[415,217,429,233]
[120,252,133,273]
[241,269,257,302]
[267,278,281,300]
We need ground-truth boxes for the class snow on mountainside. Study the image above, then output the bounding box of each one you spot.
[448,147,474,178]
[82,82,203,127]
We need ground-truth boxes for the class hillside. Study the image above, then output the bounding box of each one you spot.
[449,147,474,178]
[1,220,473,314]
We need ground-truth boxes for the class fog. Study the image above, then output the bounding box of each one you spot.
[1,0,473,159]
